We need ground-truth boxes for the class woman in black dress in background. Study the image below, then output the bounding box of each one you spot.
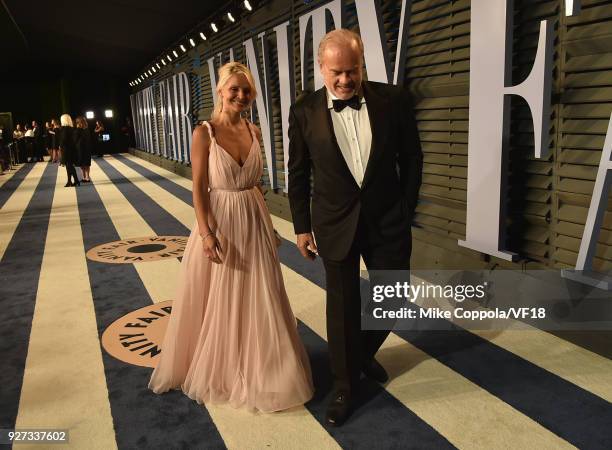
[94,120,105,157]
[59,114,79,187]
[75,116,92,182]
[44,121,52,159]
[49,119,60,163]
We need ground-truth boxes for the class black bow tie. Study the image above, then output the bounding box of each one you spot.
[332,96,362,112]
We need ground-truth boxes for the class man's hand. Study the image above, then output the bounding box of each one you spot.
[297,233,318,260]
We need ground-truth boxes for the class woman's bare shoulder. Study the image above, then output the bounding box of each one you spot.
[193,123,211,141]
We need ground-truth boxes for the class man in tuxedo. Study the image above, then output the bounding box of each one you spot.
[288,29,423,426]
[32,120,44,162]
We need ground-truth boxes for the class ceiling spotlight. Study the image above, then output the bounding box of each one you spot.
[152,66,157,73]
[173,50,179,58]
[243,0,252,11]
[148,70,152,75]
[167,54,172,61]
[211,22,218,33]
[161,59,167,66]
[86,111,95,119]
[227,12,235,22]
[189,38,196,47]
[156,63,160,69]
[105,110,113,118]
[180,44,186,52]
[200,32,207,40]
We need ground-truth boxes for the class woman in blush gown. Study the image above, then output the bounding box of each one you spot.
[149,62,314,412]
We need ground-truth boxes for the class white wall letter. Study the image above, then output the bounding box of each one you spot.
[298,0,342,90]
[244,34,277,188]
[562,112,612,290]
[458,0,554,261]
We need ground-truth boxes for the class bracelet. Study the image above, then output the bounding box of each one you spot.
[200,231,215,241]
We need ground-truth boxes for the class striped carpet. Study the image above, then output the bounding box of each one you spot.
[1,155,611,450]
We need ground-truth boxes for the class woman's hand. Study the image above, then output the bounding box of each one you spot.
[202,233,223,264]
[274,229,282,247]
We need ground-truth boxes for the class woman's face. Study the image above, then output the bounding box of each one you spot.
[16,124,21,131]
[219,74,253,115]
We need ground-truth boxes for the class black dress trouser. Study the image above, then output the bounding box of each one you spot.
[322,218,411,395]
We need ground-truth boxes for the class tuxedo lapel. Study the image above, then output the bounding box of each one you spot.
[361,81,390,189]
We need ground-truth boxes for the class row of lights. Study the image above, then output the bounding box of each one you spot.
[85,110,114,119]
[130,0,256,87]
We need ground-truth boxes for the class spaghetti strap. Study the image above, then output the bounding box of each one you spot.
[202,121,215,138]
[244,118,257,140]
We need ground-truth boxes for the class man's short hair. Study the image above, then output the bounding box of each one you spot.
[318,29,364,64]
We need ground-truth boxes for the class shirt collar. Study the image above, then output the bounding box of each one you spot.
[326,89,366,109]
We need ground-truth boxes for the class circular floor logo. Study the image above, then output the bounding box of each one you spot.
[101,301,173,367]
[86,236,188,263]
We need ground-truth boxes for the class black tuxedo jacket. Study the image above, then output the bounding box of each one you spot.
[288,81,423,261]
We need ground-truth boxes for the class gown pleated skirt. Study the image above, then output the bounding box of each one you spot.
[148,121,314,412]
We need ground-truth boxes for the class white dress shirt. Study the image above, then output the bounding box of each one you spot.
[327,90,372,187]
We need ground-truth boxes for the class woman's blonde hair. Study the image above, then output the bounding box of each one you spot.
[211,62,257,120]
[60,114,74,127]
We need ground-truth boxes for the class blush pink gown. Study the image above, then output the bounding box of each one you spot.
[149,120,314,412]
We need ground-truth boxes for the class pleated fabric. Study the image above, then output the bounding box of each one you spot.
[149,121,314,412]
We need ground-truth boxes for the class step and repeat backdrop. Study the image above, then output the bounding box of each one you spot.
[129,0,612,278]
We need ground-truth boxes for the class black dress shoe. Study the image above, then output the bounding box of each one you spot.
[362,358,388,383]
[64,182,73,187]
[326,392,352,427]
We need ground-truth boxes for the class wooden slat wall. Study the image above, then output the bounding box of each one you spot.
[404,0,471,265]
[130,0,612,272]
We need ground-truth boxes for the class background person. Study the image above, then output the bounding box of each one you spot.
[94,120,105,157]
[58,114,79,187]
[32,120,44,162]
[75,116,92,182]
[49,118,60,163]
[23,124,34,162]
[13,124,24,163]
[44,121,53,159]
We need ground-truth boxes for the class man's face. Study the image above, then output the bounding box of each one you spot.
[32,121,37,128]
[319,43,363,100]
